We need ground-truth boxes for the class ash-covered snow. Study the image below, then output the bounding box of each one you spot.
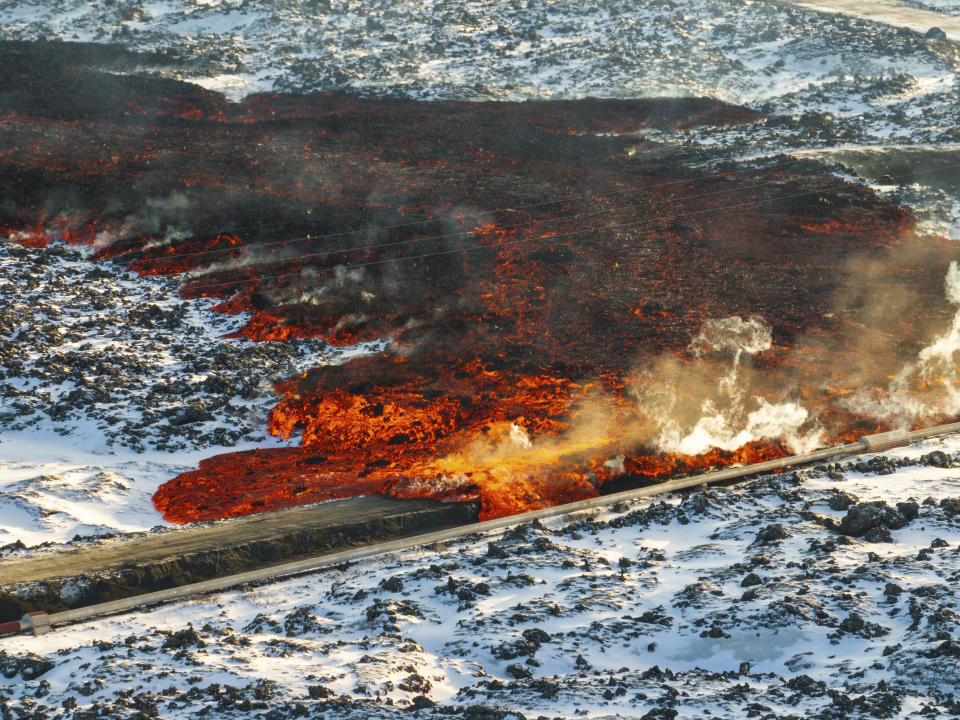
[3,436,960,718]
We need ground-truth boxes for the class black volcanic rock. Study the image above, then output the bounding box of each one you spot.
[755,523,788,543]
[839,502,909,538]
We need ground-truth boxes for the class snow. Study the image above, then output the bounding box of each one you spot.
[0,0,955,546]
[0,0,958,715]
[0,238,377,547]
[188,70,273,100]
[0,0,954,111]
[2,435,960,717]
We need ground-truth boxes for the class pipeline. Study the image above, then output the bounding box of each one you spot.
[0,612,49,637]
[2,421,958,638]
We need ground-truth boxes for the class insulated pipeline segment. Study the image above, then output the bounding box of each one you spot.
[4,422,960,637]
[857,429,912,453]
[0,613,49,637]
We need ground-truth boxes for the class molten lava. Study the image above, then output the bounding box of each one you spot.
[3,39,956,524]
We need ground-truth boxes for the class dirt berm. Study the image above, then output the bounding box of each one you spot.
[0,495,479,621]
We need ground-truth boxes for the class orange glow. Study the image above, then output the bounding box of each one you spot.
[6,71,949,525]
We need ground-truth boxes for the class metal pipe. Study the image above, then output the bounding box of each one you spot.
[3,422,959,637]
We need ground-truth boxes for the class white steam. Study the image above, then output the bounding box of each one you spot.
[690,315,772,357]
[634,315,822,456]
[124,191,195,241]
[845,261,960,422]
[657,397,815,456]
[508,423,533,450]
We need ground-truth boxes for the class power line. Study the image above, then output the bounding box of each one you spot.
[184,158,960,293]
[167,158,841,277]
[114,155,815,265]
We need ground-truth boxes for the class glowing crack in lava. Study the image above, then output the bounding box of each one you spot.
[3,40,958,523]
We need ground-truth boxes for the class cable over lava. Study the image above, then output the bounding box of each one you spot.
[2,40,956,523]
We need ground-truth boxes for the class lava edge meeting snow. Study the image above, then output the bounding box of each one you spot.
[0,238,381,549]
[0,0,959,717]
[2,434,960,717]
[0,0,958,548]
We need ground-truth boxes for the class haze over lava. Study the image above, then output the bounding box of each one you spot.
[2,41,958,523]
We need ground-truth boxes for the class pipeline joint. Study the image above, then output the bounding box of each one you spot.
[21,611,51,636]
[857,429,911,454]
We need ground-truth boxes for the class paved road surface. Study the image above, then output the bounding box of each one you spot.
[0,495,476,588]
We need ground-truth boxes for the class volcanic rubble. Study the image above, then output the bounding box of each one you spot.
[0,240,336,453]
[2,439,960,719]
[0,1,957,716]
[0,0,957,137]
[1,27,959,543]
[0,235,352,547]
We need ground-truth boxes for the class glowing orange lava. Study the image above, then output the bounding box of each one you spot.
[5,41,953,524]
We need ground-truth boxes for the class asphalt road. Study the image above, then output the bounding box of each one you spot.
[0,495,477,588]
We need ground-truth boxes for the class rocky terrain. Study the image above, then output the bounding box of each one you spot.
[0,241,338,453]
[0,0,958,546]
[0,237,373,546]
[0,1,959,716]
[0,0,956,119]
[1,1,959,210]
[2,436,960,718]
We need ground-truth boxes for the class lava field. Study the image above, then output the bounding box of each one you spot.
[2,39,958,525]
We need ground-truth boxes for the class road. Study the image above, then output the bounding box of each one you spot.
[784,0,960,41]
[0,495,477,589]
[3,423,959,629]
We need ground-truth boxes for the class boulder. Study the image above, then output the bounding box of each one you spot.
[838,501,909,538]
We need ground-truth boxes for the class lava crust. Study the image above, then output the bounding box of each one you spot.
[1,40,951,523]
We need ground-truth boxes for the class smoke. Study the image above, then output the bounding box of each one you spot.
[656,396,815,455]
[629,235,960,459]
[140,227,191,253]
[690,315,772,358]
[630,315,822,456]
[439,205,495,248]
[840,260,960,424]
[123,191,195,241]
[462,395,619,470]
[181,241,309,282]
[419,390,625,503]
[286,264,368,306]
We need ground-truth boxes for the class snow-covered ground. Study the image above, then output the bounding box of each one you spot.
[0,3,959,715]
[0,0,957,549]
[3,436,960,718]
[0,0,956,116]
[0,239,380,547]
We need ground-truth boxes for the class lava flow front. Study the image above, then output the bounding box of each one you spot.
[3,40,958,523]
